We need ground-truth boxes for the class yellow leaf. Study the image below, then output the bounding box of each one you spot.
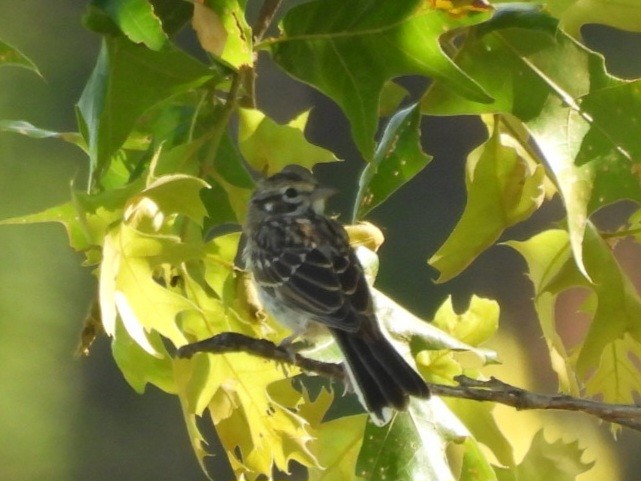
[238,108,339,176]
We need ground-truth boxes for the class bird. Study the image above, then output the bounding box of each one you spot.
[242,164,429,425]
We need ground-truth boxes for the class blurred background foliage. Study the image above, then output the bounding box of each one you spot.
[1,1,641,480]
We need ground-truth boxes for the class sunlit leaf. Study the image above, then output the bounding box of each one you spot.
[132,173,210,226]
[495,430,593,481]
[506,224,641,402]
[585,335,641,404]
[269,0,492,159]
[206,354,317,478]
[111,318,176,393]
[238,108,338,176]
[354,103,432,220]
[194,0,252,68]
[429,118,545,281]
[307,407,366,480]
[432,295,499,348]
[374,289,499,366]
[459,436,499,481]
[92,0,168,50]
[423,6,641,278]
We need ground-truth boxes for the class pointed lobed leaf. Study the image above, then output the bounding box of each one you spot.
[423,6,641,279]
[546,0,641,38]
[496,429,593,481]
[0,179,144,255]
[269,0,492,159]
[429,118,545,281]
[238,108,338,176]
[0,38,41,75]
[354,103,432,220]
[207,354,318,478]
[432,295,499,348]
[506,225,641,401]
[374,288,499,369]
[133,173,210,225]
[307,413,367,481]
[585,334,641,404]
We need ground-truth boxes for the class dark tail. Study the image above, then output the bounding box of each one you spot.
[332,329,430,425]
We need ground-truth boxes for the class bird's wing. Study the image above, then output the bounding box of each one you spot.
[251,217,372,332]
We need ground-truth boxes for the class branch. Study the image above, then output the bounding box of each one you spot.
[176,332,641,432]
[252,0,283,43]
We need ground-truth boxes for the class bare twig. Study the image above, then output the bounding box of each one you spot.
[176,332,641,432]
[252,0,283,43]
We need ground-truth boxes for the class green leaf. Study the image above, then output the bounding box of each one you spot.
[506,224,641,402]
[238,108,338,176]
[354,103,432,220]
[373,288,499,366]
[547,0,641,38]
[447,398,515,468]
[432,295,499,348]
[111,318,176,393]
[585,335,641,404]
[77,36,219,185]
[503,230,582,394]
[194,0,253,69]
[0,179,144,254]
[308,414,367,481]
[429,117,545,282]
[0,38,41,75]
[0,120,85,148]
[131,172,210,226]
[459,436,499,481]
[99,224,204,350]
[423,6,641,279]
[0,201,90,251]
[495,430,593,481]
[356,401,468,481]
[269,0,492,159]
[92,0,168,50]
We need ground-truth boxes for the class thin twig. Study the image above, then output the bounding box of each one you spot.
[176,332,641,432]
[252,0,283,43]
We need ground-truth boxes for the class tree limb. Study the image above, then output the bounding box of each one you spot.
[176,332,641,432]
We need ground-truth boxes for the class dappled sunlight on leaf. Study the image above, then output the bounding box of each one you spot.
[238,108,339,176]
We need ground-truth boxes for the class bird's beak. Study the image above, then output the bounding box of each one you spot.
[311,186,337,214]
[312,186,338,200]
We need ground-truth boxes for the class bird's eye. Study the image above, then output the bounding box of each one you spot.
[284,187,298,198]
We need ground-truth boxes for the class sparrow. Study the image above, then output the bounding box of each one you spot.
[242,164,429,425]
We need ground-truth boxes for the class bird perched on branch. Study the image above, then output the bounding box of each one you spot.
[242,164,429,425]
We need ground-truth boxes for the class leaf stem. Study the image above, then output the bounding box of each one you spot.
[199,71,245,179]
